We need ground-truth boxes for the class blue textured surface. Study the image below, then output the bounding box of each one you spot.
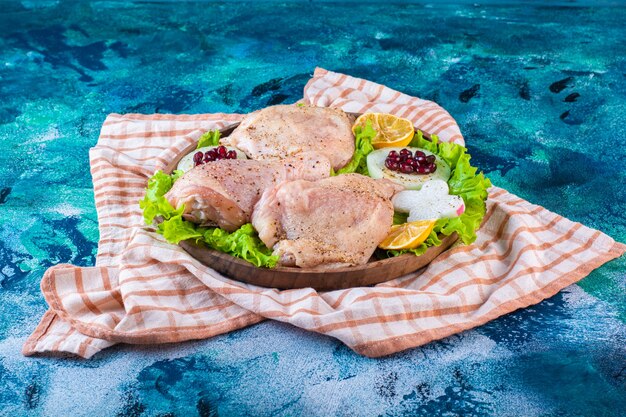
[1,1,625,416]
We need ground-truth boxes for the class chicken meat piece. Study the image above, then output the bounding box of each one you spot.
[251,174,401,269]
[165,152,331,231]
[221,105,355,170]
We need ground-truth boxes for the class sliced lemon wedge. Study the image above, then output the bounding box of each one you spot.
[378,220,437,250]
[353,113,414,149]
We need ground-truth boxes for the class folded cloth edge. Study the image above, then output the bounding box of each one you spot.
[354,241,626,357]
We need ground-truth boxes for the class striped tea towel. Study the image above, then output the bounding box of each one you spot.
[22,68,625,359]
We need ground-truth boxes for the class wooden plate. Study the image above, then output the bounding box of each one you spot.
[162,114,459,291]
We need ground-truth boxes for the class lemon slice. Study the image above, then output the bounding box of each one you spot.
[378,220,436,250]
[353,113,415,149]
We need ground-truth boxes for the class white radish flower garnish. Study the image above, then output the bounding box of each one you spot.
[392,180,465,221]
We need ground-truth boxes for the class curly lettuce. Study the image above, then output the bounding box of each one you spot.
[335,120,376,176]
[196,130,221,149]
[139,169,184,224]
[202,224,277,268]
[139,170,278,268]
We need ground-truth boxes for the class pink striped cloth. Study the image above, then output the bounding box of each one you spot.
[23,68,625,359]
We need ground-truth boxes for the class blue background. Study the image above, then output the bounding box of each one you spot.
[0,1,625,416]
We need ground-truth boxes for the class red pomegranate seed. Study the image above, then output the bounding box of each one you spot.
[226,150,237,159]
[400,163,414,173]
[217,146,227,157]
[388,150,399,159]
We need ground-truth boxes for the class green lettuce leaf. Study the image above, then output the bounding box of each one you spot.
[197,130,221,149]
[139,170,278,268]
[138,169,183,224]
[335,120,376,175]
[158,214,205,243]
[393,211,409,225]
[202,224,278,268]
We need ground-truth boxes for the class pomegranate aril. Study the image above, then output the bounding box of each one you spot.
[226,150,237,159]
[193,152,203,162]
[400,149,412,157]
[217,146,227,157]
[383,148,440,175]
[400,163,414,173]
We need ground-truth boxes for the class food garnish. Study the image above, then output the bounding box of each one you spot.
[367,146,451,190]
[378,220,437,250]
[194,146,238,166]
[353,113,414,149]
[393,180,465,221]
[335,119,376,176]
[177,145,247,172]
[384,148,437,174]
[196,129,221,149]
[382,131,491,258]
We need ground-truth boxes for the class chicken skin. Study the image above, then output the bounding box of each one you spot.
[165,152,331,231]
[251,174,401,269]
[221,105,355,170]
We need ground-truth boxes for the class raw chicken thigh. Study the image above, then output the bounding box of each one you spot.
[165,152,331,231]
[221,105,355,170]
[252,174,401,269]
